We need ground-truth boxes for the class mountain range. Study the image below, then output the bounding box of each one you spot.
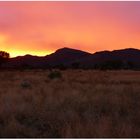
[2,47,140,70]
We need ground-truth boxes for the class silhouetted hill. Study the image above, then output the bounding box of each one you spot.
[2,47,140,70]
[77,48,140,69]
[44,47,91,67]
[3,55,45,68]
[3,47,91,69]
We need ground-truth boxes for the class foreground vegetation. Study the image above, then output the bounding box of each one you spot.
[0,70,140,138]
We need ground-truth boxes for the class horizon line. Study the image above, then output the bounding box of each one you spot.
[9,47,139,58]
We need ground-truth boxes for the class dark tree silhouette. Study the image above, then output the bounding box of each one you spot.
[94,60,123,70]
[71,62,80,69]
[0,51,10,66]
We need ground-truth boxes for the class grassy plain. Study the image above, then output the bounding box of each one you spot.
[0,69,140,138]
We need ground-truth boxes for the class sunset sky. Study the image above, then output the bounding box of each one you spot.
[0,1,140,57]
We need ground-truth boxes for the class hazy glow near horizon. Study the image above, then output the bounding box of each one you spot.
[0,1,140,57]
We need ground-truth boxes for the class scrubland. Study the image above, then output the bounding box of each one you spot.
[0,69,140,138]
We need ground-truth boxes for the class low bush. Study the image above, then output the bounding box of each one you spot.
[48,70,62,79]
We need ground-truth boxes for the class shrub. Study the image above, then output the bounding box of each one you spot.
[21,80,31,89]
[94,60,123,70]
[48,70,62,79]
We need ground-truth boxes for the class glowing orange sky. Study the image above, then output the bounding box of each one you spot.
[0,1,140,57]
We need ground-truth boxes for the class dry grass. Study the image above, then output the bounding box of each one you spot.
[0,69,140,138]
